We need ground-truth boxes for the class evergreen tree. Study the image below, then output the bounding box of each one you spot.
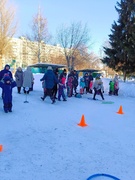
[102,0,135,81]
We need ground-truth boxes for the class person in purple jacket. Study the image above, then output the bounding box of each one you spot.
[0,76,16,113]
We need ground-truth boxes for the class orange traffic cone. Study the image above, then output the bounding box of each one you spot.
[0,145,3,152]
[117,105,124,114]
[78,114,88,127]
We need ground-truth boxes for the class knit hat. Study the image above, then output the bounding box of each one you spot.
[47,66,53,70]
[3,76,11,82]
[5,64,10,69]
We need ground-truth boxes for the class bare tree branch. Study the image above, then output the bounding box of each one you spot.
[57,21,91,71]
[24,7,51,63]
[0,0,17,68]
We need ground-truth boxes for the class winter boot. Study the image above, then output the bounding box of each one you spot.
[41,97,44,101]
[18,87,21,94]
[51,99,56,104]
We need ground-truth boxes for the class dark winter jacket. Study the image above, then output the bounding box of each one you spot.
[0,78,16,103]
[54,68,59,79]
[83,73,89,87]
[40,70,58,89]
[59,69,67,80]
[53,69,59,85]
[72,73,78,86]
[0,64,13,81]
[89,74,93,82]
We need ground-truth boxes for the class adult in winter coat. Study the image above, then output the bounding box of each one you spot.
[0,76,16,113]
[0,64,13,81]
[93,75,104,100]
[40,66,59,104]
[23,66,34,94]
[14,67,23,94]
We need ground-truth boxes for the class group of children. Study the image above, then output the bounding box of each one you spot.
[79,76,93,95]
[79,74,104,100]
[0,64,120,113]
[109,74,119,96]
[79,73,119,100]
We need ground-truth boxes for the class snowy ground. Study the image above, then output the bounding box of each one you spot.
[0,74,135,180]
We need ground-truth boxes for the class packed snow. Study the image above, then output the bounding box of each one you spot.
[0,74,135,180]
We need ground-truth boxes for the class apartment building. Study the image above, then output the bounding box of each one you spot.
[3,37,65,69]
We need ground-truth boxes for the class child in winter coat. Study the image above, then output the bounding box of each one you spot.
[0,64,13,81]
[89,81,93,94]
[109,80,114,95]
[93,76,104,100]
[58,76,67,101]
[83,73,89,94]
[89,72,93,93]
[79,77,85,94]
[0,64,13,98]
[66,73,74,97]
[72,70,78,94]
[0,76,16,113]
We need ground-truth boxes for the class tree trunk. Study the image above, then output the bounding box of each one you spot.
[71,56,75,71]
[0,56,3,70]
[123,70,126,82]
[66,55,71,72]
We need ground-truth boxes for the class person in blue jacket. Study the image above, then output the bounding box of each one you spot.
[0,76,16,113]
[0,64,13,98]
[40,66,59,104]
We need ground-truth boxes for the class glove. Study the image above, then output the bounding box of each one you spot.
[59,83,63,86]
